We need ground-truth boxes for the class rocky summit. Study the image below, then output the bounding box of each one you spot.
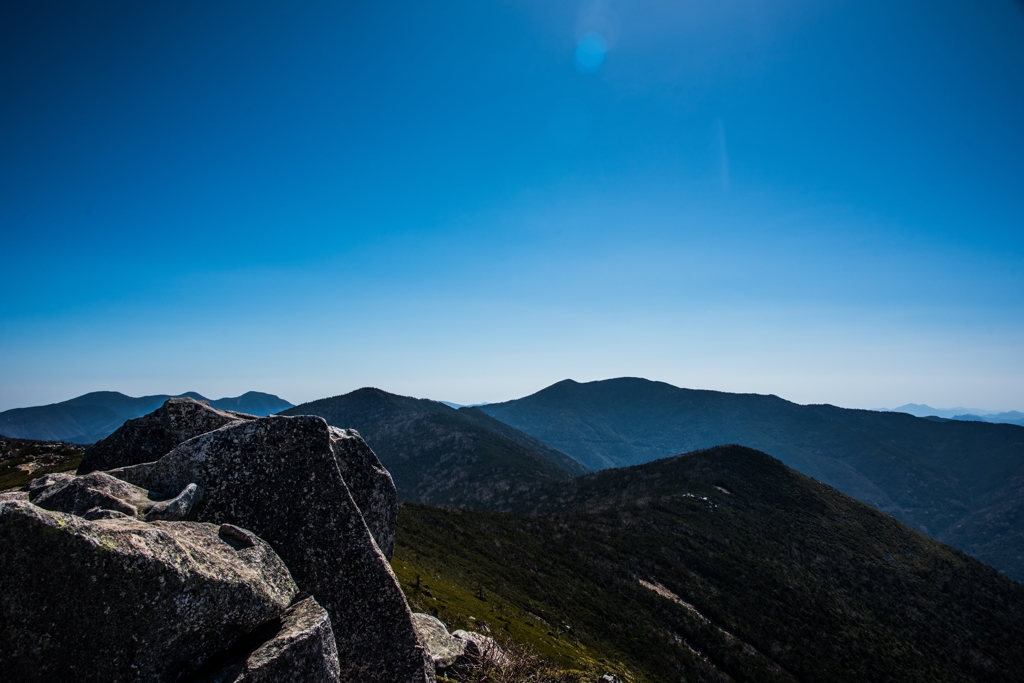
[77,397,253,474]
[0,500,298,682]
[0,398,434,683]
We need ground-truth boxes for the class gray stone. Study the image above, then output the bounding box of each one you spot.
[25,471,74,497]
[0,500,298,683]
[410,614,506,675]
[78,397,252,474]
[110,415,433,683]
[30,470,152,517]
[27,469,203,523]
[329,426,398,559]
[0,489,29,503]
[82,507,131,520]
[198,596,342,683]
[412,613,467,670]
[452,629,505,666]
[145,481,202,521]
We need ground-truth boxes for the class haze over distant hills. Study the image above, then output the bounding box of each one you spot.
[952,411,1024,427]
[884,403,1024,426]
[281,387,588,507]
[480,377,1024,581]
[0,391,293,443]
[883,403,994,419]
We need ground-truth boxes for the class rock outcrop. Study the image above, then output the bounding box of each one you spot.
[30,470,155,517]
[411,613,505,675]
[77,397,251,474]
[0,500,298,683]
[28,469,203,522]
[412,613,468,671]
[194,596,341,683]
[329,426,398,559]
[110,415,432,683]
[451,629,503,663]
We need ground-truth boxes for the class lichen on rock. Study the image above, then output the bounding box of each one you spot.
[109,415,433,683]
[0,500,298,683]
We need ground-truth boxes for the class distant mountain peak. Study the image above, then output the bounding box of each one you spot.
[280,387,588,506]
[480,377,1024,581]
[885,403,994,419]
[0,391,293,444]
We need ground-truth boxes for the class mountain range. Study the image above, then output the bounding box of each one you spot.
[952,411,1024,427]
[393,445,1024,682]
[885,403,1024,426]
[280,388,588,507]
[6,378,1024,582]
[884,402,994,419]
[4,387,1024,680]
[0,391,293,443]
[479,378,1024,581]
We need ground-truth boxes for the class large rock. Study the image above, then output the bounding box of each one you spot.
[29,470,200,522]
[78,397,251,474]
[412,613,467,671]
[451,629,502,663]
[0,500,298,683]
[110,415,432,683]
[195,596,341,683]
[329,426,398,559]
[411,614,506,675]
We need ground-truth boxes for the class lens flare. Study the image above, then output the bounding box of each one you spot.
[575,32,607,73]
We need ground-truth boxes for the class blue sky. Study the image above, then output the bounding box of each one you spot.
[2,0,1023,411]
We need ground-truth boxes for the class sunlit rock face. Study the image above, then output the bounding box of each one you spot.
[2,399,429,683]
[110,414,431,683]
[78,397,252,474]
[0,500,299,683]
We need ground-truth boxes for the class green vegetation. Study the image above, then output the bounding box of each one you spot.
[439,639,585,683]
[394,446,1024,683]
[392,542,623,682]
[480,377,1024,581]
[0,436,83,490]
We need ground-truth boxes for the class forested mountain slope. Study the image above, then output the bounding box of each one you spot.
[394,445,1024,683]
[481,377,1024,580]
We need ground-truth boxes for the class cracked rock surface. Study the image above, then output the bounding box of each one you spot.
[329,426,398,559]
[194,596,342,683]
[110,415,432,683]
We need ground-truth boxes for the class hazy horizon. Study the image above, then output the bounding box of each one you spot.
[1,377,1020,417]
[3,1,1023,413]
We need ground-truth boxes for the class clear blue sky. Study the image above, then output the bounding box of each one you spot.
[2,0,1023,411]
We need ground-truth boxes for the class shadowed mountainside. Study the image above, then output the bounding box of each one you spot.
[480,377,1024,581]
[281,388,588,507]
[393,445,1024,683]
[0,391,293,443]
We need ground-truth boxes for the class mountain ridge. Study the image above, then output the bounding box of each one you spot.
[394,444,1024,682]
[883,403,1024,426]
[280,387,588,507]
[480,376,1024,581]
[0,391,294,443]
